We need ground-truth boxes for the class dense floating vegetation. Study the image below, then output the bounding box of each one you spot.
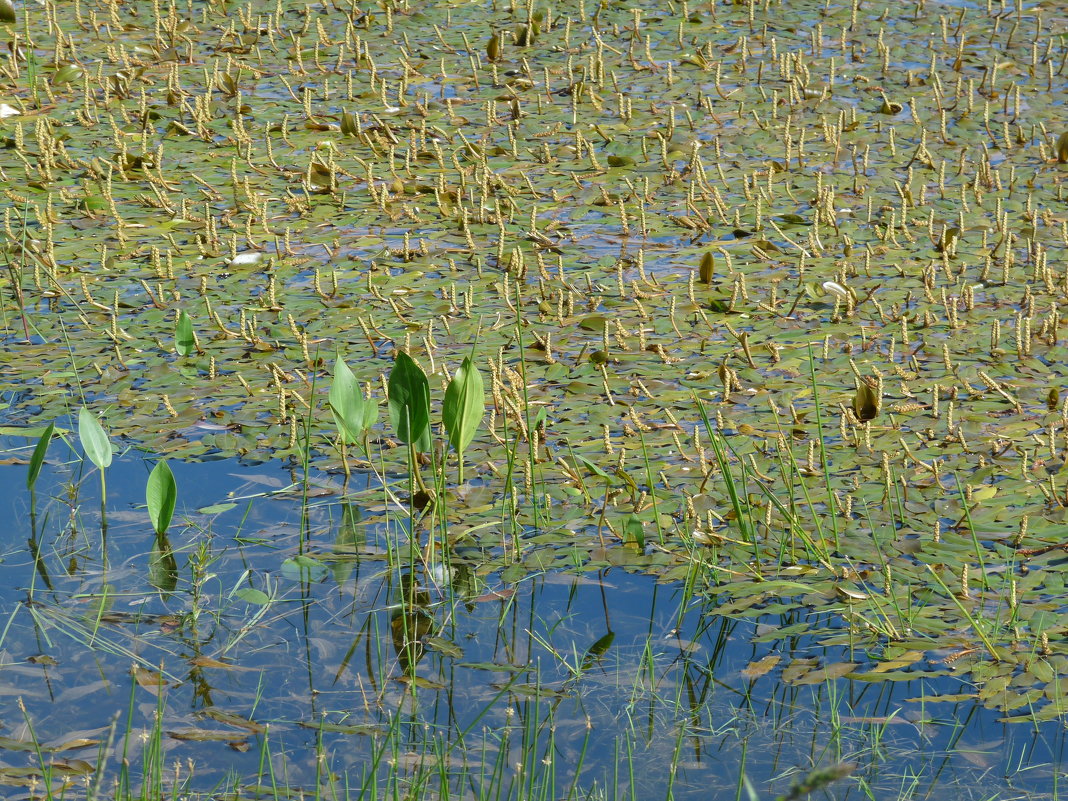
[3,0,1068,796]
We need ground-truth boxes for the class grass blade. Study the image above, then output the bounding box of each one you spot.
[26,420,54,490]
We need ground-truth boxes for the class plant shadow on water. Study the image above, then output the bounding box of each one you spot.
[0,447,1061,800]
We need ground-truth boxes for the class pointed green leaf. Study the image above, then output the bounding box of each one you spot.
[146,460,177,536]
[852,381,878,422]
[27,421,54,490]
[582,630,615,669]
[574,454,619,485]
[443,357,485,456]
[329,357,374,443]
[175,309,194,356]
[388,351,431,450]
[78,407,112,470]
[623,513,645,549]
[340,109,358,137]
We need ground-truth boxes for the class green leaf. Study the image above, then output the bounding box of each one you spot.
[443,356,485,469]
[27,421,54,491]
[388,351,431,450]
[51,64,83,85]
[175,309,194,356]
[146,460,177,536]
[340,109,358,137]
[197,502,237,514]
[329,357,375,443]
[581,630,615,669]
[853,381,878,422]
[699,251,715,284]
[236,587,270,605]
[78,407,112,470]
[0,0,14,24]
[623,514,645,549]
[574,454,618,485]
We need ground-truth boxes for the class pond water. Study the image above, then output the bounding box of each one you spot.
[0,442,1063,800]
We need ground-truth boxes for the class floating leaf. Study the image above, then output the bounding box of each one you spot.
[741,654,781,679]
[146,460,177,536]
[573,454,618,484]
[132,665,168,695]
[388,351,431,450]
[425,636,463,658]
[78,407,112,470]
[235,587,270,605]
[486,32,501,61]
[197,502,236,515]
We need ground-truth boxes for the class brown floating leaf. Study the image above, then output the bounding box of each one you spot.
[167,728,251,742]
[201,707,267,733]
[791,662,859,685]
[472,588,516,603]
[131,665,168,695]
[741,654,780,679]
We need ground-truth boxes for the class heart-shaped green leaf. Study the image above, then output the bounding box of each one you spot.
[443,356,485,478]
[329,356,376,444]
[388,351,431,450]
